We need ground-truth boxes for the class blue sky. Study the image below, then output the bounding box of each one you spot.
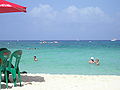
[0,0,120,40]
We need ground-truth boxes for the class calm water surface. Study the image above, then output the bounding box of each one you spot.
[0,40,120,75]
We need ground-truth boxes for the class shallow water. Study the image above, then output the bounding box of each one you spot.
[0,40,120,75]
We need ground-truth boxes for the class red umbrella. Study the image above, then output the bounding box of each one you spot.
[0,0,26,13]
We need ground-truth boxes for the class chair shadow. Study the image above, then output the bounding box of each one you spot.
[1,74,45,89]
[21,74,45,82]
[1,84,13,89]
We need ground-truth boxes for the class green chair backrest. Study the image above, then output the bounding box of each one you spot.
[0,50,11,68]
[9,50,22,70]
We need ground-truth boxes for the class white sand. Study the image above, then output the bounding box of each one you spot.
[1,74,120,90]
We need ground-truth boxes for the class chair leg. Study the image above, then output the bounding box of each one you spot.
[12,72,17,87]
[5,71,8,88]
[0,71,1,89]
[18,70,22,86]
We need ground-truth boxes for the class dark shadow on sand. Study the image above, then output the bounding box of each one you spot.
[21,74,45,82]
[1,74,45,89]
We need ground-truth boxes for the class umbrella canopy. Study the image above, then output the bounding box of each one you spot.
[0,0,26,13]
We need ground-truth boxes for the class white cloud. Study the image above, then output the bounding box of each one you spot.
[30,4,112,23]
[30,4,57,21]
[79,7,104,16]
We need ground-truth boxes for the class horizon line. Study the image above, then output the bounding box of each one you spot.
[0,39,119,41]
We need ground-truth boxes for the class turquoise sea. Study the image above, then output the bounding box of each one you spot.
[0,40,120,75]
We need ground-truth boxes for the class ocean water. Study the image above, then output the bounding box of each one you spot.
[0,40,120,75]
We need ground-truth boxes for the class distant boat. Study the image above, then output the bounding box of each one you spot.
[40,41,47,44]
[53,41,59,43]
[111,38,117,41]
[40,41,59,44]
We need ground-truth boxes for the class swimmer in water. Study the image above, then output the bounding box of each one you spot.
[34,56,38,61]
[94,58,100,65]
[88,57,95,64]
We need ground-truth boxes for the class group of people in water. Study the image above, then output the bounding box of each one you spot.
[33,55,100,66]
[88,57,100,65]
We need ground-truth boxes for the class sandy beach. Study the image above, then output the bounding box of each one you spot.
[1,74,120,90]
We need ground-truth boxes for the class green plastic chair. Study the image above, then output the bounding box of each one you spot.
[6,50,22,87]
[0,50,11,89]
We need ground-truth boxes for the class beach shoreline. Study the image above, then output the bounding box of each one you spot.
[1,74,120,90]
